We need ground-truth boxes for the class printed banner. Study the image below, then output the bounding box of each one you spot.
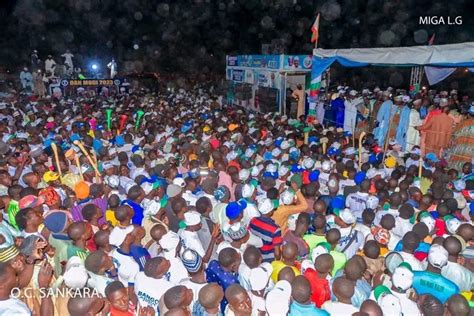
[227,55,280,70]
[61,79,122,87]
[283,55,313,70]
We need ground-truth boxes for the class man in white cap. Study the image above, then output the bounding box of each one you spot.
[412,244,460,303]
[372,285,403,316]
[333,208,364,259]
[249,198,283,263]
[406,99,423,151]
[178,211,220,263]
[388,263,421,315]
[344,89,362,133]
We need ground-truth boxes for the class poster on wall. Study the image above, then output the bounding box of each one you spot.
[257,71,279,88]
[231,69,245,82]
[245,70,255,84]
[283,55,313,70]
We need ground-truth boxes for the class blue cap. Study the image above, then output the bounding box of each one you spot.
[115,135,125,147]
[291,164,304,173]
[263,152,273,161]
[354,171,366,185]
[425,152,439,162]
[274,137,283,148]
[331,196,345,210]
[309,170,320,182]
[327,147,340,156]
[226,200,247,220]
[263,171,278,179]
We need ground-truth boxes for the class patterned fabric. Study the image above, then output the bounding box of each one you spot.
[206,260,239,312]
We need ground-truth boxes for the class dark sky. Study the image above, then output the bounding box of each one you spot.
[0,0,472,76]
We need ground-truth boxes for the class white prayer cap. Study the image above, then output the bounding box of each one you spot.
[184,211,201,226]
[258,198,275,215]
[280,190,295,205]
[278,165,290,177]
[402,95,411,103]
[349,90,357,96]
[242,184,256,198]
[239,169,250,182]
[322,160,331,172]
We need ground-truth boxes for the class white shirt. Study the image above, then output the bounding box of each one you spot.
[112,249,140,287]
[61,53,74,66]
[392,217,413,240]
[322,301,358,315]
[87,272,114,296]
[346,192,369,220]
[0,297,31,315]
[179,229,205,257]
[399,251,426,271]
[336,226,365,259]
[135,271,172,312]
[392,292,421,316]
[179,279,205,311]
[354,223,372,240]
[167,256,188,285]
[238,262,252,291]
[441,261,474,292]
[250,293,265,316]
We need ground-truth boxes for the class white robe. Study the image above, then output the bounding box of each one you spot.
[406,109,423,151]
[343,97,362,132]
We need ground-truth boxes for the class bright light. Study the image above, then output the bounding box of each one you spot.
[91,64,98,70]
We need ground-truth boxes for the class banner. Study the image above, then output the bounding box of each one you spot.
[283,55,313,70]
[61,78,122,87]
[227,55,281,70]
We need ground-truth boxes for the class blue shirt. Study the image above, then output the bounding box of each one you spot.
[130,245,151,271]
[289,302,329,316]
[206,260,239,312]
[413,271,459,303]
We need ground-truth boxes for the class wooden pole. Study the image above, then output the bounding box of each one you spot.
[50,143,62,179]
[382,117,394,162]
[73,140,101,180]
[358,132,366,170]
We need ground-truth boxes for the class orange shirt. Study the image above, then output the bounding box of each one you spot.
[272,191,308,235]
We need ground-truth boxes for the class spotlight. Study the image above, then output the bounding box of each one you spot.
[91,64,98,70]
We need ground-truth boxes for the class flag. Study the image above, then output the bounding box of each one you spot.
[428,33,435,46]
[311,13,320,44]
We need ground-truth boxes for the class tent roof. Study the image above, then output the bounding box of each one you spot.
[313,42,474,67]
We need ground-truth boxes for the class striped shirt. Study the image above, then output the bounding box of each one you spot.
[249,216,282,263]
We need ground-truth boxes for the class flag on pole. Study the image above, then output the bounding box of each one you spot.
[311,13,320,45]
[428,33,435,46]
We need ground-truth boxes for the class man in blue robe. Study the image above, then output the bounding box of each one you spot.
[331,92,345,128]
[374,92,394,146]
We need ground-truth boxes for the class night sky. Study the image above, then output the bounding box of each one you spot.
[0,0,472,80]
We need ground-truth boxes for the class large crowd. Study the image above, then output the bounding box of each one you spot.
[0,82,472,316]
